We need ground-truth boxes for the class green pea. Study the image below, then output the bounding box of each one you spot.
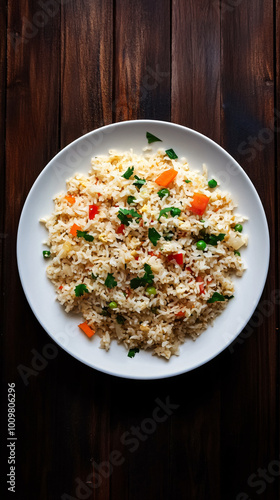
[146,286,157,296]
[234,224,243,232]
[196,240,207,251]
[109,301,118,309]
[208,179,217,188]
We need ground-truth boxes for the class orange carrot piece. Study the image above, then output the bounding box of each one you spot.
[155,169,178,187]
[70,223,82,236]
[78,322,95,338]
[190,193,210,216]
[65,194,75,205]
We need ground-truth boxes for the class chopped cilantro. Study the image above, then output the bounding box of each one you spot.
[91,273,98,280]
[130,264,154,290]
[75,284,89,297]
[133,175,146,189]
[128,347,139,358]
[77,230,94,242]
[234,250,240,256]
[207,292,226,303]
[225,295,234,300]
[165,148,178,159]
[122,166,134,179]
[158,206,181,221]
[151,306,159,314]
[104,273,117,289]
[148,228,161,247]
[146,132,162,144]
[127,196,136,205]
[117,208,142,226]
[184,179,191,183]
[204,233,225,246]
[158,188,170,199]
[101,307,110,317]
[163,231,174,241]
[116,315,126,325]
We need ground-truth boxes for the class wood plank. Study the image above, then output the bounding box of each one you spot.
[59,2,113,500]
[0,1,6,345]
[111,1,171,498]
[171,1,221,498]
[220,1,278,498]
[61,0,113,146]
[114,0,170,122]
[171,0,221,142]
[4,1,61,498]
[274,3,280,499]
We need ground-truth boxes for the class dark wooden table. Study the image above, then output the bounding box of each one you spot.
[1,1,279,499]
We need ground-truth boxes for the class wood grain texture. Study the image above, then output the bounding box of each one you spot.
[0,0,7,373]
[220,1,278,498]
[3,0,61,498]
[171,0,221,141]
[61,0,113,146]
[114,0,170,121]
[275,2,280,497]
[0,0,7,488]
[59,2,114,500]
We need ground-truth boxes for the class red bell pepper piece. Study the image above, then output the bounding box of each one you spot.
[89,204,99,220]
[168,253,184,266]
[116,224,125,234]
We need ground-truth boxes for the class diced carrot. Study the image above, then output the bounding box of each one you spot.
[58,285,63,290]
[196,276,205,294]
[78,322,95,338]
[139,219,144,227]
[134,255,139,261]
[167,253,184,266]
[175,311,185,318]
[116,224,125,234]
[190,193,210,216]
[70,224,82,236]
[65,194,76,205]
[155,169,178,187]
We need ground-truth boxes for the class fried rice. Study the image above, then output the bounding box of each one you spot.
[41,147,247,359]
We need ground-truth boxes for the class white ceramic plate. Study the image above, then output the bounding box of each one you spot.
[17,120,270,379]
